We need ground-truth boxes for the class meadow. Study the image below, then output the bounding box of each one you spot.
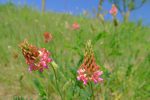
[0,3,150,100]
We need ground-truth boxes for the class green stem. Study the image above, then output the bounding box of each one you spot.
[90,82,94,100]
[72,79,78,97]
[51,64,63,100]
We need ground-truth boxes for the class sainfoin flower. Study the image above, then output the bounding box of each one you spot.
[72,22,80,30]
[77,40,103,85]
[109,4,118,16]
[19,40,52,72]
[43,32,53,43]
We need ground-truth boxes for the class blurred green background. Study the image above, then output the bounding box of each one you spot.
[0,1,150,100]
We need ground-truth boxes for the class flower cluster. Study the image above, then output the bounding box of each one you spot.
[77,40,103,85]
[109,4,118,16]
[72,22,80,30]
[43,32,53,43]
[19,40,52,72]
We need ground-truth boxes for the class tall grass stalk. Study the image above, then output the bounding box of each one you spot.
[51,62,63,100]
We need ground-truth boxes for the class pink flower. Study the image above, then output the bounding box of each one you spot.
[20,40,52,72]
[77,68,88,85]
[77,65,103,85]
[109,4,118,16]
[43,32,53,43]
[91,71,103,83]
[72,22,80,30]
[77,40,103,85]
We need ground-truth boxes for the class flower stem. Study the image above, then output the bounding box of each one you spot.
[90,82,94,100]
[51,63,63,100]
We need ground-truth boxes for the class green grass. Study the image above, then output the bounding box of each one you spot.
[0,3,150,100]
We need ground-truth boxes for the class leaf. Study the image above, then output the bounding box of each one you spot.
[18,73,24,82]
[92,32,106,45]
[33,78,47,98]
[13,96,31,100]
[62,80,72,92]
[126,64,133,77]
[64,44,83,56]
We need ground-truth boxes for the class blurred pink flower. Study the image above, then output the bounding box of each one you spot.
[109,4,118,16]
[77,40,103,85]
[20,40,52,72]
[72,22,80,30]
[43,32,53,43]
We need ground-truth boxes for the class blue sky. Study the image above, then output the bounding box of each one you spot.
[0,0,149,25]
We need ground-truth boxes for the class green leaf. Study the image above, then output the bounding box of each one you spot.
[92,32,106,45]
[62,79,72,92]
[126,64,133,77]
[33,78,47,98]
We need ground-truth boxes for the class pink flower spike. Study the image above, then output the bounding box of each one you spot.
[72,22,80,30]
[109,4,118,16]
[43,32,53,43]
[76,40,103,85]
[19,40,52,72]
